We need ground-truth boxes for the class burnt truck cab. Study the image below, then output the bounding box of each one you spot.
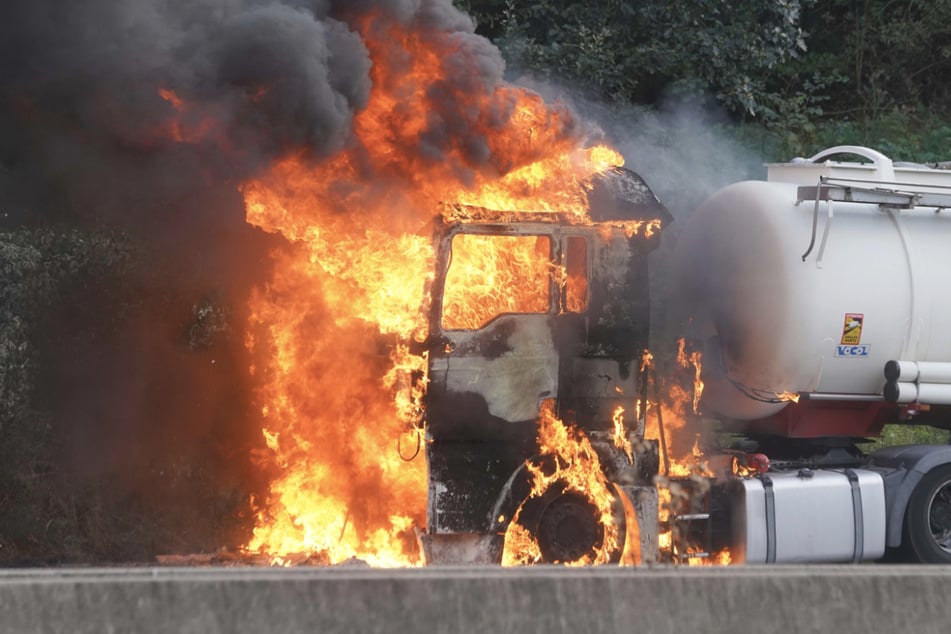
[420,168,671,564]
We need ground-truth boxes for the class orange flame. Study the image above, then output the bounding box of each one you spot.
[454,146,624,218]
[776,391,801,403]
[158,88,219,143]
[502,401,620,566]
[240,242,430,566]
[154,6,680,568]
[676,338,704,415]
[612,405,634,463]
[645,344,733,565]
[731,457,759,478]
[441,234,552,330]
[236,11,625,566]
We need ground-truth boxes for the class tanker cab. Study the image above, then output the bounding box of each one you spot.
[422,219,656,563]
[422,224,601,546]
[420,167,669,564]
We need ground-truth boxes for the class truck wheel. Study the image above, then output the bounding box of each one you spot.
[511,481,625,565]
[903,464,951,564]
[536,491,605,563]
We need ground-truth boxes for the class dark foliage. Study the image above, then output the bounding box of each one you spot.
[459,0,951,161]
[0,228,265,563]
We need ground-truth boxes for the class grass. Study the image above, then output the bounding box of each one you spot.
[862,424,951,453]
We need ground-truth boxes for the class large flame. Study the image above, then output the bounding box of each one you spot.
[236,11,622,565]
[441,234,552,330]
[677,337,704,416]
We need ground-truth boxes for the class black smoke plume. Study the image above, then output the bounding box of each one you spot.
[0,0,532,561]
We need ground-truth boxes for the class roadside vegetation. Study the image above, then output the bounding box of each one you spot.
[459,0,951,163]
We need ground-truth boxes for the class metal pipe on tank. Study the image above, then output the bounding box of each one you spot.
[802,392,884,402]
[883,381,951,405]
[883,381,918,404]
[808,146,896,181]
[884,360,951,384]
[915,383,951,404]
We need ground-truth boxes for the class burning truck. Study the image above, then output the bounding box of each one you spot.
[417,145,951,566]
[7,0,949,569]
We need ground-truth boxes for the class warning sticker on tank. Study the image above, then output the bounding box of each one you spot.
[840,313,864,345]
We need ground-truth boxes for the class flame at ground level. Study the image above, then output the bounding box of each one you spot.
[502,401,621,566]
[240,244,429,566]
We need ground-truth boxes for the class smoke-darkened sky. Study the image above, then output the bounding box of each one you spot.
[0,0,539,219]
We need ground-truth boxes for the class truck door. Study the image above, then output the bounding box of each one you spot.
[429,228,557,433]
[426,224,586,535]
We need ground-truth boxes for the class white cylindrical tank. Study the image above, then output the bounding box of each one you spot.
[672,147,951,424]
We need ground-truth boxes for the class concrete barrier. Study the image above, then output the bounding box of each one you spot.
[0,565,948,634]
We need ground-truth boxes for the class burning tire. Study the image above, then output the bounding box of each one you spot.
[508,482,625,565]
[536,491,605,563]
[903,464,951,563]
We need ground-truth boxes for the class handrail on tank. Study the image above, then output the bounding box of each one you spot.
[807,145,896,182]
[799,146,951,262]
[801,181,823,262]
[800,146,895,263]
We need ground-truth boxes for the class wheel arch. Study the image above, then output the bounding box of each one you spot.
[869,444,951,548]
[486,460,535,538]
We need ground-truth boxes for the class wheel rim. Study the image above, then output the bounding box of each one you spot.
[536,491,603,563]
[927,478,951,554]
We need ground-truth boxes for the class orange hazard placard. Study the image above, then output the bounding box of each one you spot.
[841,313,864,345]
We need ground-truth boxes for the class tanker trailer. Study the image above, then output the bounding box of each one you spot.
[674,146,951,563]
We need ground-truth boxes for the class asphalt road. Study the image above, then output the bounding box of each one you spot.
[0,564,948,634]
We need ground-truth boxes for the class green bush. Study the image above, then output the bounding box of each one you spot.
[864,425,951,452]
[732,109,951,163]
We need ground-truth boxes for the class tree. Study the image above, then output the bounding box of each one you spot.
[801,0,951,119]
[747,0,951,159]
[457,0,810,115]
